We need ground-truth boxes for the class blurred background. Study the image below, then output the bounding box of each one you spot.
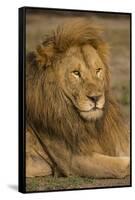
[26,8,130,121]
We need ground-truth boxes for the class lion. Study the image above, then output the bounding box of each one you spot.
[26,19,130,179]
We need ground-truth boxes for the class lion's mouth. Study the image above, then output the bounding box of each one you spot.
[79,107,104,121]
[78,106,103,112]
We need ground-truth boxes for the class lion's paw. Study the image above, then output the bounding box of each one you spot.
[117,157,130,178]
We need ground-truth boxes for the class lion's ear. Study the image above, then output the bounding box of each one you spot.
[26,51,38,68]
[27,42,55,71]
[97,42,110,65]
[36,42,55,67]
[90,39,110,66]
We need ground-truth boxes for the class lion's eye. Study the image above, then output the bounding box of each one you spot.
[96,68,102,78]
[72,70,81,77]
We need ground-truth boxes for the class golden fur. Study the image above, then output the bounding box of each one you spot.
[26,19,130,178]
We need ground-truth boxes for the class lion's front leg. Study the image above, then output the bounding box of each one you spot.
[33,132,130,179]
[26,130,53,177]
[71,153,130,178]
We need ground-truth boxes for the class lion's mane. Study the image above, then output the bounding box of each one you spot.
[26,19,129,159]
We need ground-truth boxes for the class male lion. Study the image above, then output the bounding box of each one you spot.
[26,19,130,178]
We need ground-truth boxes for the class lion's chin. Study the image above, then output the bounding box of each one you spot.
[79,109,103,121]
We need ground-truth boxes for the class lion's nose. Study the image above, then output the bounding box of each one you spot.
[87,95,101,103]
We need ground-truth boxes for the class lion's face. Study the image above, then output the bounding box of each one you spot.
[55,44,107,121]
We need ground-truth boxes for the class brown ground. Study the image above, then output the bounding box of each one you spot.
[25,8,131,192]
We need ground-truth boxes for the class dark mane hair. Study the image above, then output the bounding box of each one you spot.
[26,19,129,156]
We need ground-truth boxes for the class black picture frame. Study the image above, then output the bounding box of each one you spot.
[19,6,132,193]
